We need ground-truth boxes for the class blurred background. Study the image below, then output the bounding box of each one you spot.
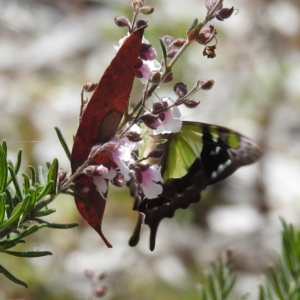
[0,0,300,299]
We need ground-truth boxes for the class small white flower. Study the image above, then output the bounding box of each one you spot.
[153,98,182,135]
[92,167,117,198]
[139,165,163,199]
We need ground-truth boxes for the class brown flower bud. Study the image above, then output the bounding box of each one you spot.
[174,82,187,97]
[152,101,166,114]
[149,72,161,84]
[197,25,216,45]
[167,49,178,58]
[172,38,186,47]
[114,16,131,28]
[135,20,149,30]
[197,78,215,90]
[203,45,216,58]
[184,99,200,108]
[125,131,142,142]
[83,82,97,93]
[140,114,161,129]
[163,72,174,83]
[83,165,100,177]
[112,175,126,187]
[216,7,234,21]
[132,0,144,9]
[186,19,200,43]
[58,168,67,183]
[140,6,155,15]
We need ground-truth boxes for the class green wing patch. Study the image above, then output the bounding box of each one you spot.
[163,123,203,181]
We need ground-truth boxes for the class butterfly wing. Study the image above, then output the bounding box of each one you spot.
[164,121,262,185]
[128,121,262,250]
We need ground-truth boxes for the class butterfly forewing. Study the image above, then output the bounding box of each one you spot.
[165,121,261,184]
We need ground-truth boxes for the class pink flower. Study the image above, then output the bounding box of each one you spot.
[136,165,163,199]
[110,126,142,181]
[153,98,182,135]
[114,35,161,84]
[91,166,117,198]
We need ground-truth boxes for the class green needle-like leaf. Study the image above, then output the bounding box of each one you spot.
[270,266,285,300]
[0,146,7,192]
[22,173,31,195]
[34,218,79,229]
[47,159,58,195]
[0,195,30,229]
[0,193,5,225]
[34,208,56,217]
[38,165,48,185]
[22,188,37,218]
[14,149,22,176]
[54,127,71,161]
[159,38,167,65]
[8,165,23,202]
[1,141,7,156]
[0,264,28,288]
[28,166,36,186]
[36,181,54,201]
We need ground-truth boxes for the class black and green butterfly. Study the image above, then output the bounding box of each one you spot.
[128,121,262,250]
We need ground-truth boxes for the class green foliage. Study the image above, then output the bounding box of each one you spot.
[197,220,300,300]
[259,219,300,300]
[0,140,78,288]
[197,250,243,300]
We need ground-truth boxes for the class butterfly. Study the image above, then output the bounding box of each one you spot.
[128,121,262,250]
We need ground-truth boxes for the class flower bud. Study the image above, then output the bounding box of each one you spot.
[149,72,161,84]
[167,49,178,58]
[186,19,200,43]
[84,165,108,177]
[197,25,216,45]
[140,114,162,129]
[135,20,149,30]
[152,101,166,114]
[172,38,186,47]
[216,7,234,21]
[163,72,174,83]
[198,78,215,90]
[203,45,216,58]
[140,6,155,14]
[132,0,144,9]
[112,175,126,187]
[184,99,200,108]
[140,43,157,61]
[58,168,67,183]
[174,82,187,97]
[83,82,97,93]
[125,131,142,142]
[114,16,131,28]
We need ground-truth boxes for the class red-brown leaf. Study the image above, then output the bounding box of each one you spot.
[70,28,144,247]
